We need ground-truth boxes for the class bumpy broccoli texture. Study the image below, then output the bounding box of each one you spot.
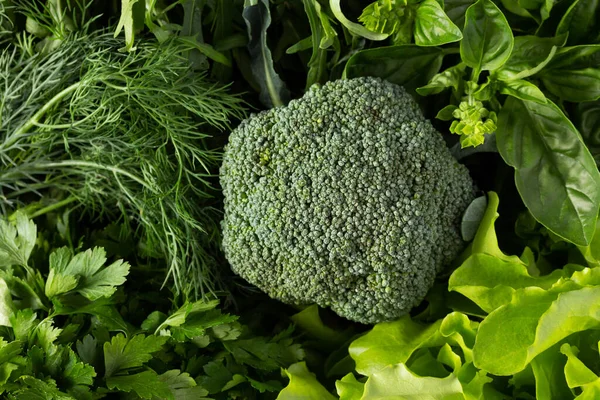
[220,77,475,324]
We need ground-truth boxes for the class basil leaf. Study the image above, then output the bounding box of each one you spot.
[417,63,466,96]
[497,79,547,103]
[344,45,444,92]
[496,97,600,246]
[574,101,600,165]
[494,35,566,81]
[460,0,513,75]
[539,45,600,102]
[444,0,476,27]
[556,0,600,46]
[414,0,463,47]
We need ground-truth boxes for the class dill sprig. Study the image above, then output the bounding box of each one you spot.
[0,32,247,299]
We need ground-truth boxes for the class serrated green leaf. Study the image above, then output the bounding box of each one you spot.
[107,370,173,400]
[0,278,14,327]
[336,373,364,400]
[0,212,36,268]
[278,362,336,400]
[104,333,168,378]
[362,363,464,399]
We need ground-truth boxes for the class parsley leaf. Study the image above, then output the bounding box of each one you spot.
[106,370,173,400]
[103,333,169,378]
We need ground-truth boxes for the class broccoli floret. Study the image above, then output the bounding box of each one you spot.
[220,77,475,324]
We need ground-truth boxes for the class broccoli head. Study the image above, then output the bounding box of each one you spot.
[220,77,475,324]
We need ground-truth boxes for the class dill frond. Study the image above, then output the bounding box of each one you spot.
[0,32,247,299]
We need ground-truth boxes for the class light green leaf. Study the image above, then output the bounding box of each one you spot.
[362,363,464,399]
[107,370,173,400]
[336,373,364,400]
[277,362,336,400]
[156,299,221,335]
[449,254,568,313]
[417,63,466,96]
[0,211,36,268]
[10,308,37,343]
[49,247,130,301]
[469,192,524,264]
[498,79,547,104]
[473,286,600,375]
[329,0,389,41]
[349,315,443,376]
[45,248,78,299]
[0,278,13,326]
[158,369,208,399]
[493,35,565,81]
[529,344,573,399]
[560,344,598,387]
[414,0,463,46]
[103,333,169,378]
[291,305,352,349]
[0,338,23,365]
[579,219,600,267]
[460,0,513,75]
[113,0,145,52]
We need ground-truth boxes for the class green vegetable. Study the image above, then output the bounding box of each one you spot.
[0,211,305,398]
[220,77,475,324]
[0,31,246,298]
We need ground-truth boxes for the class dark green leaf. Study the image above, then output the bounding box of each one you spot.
[103,333,168,378]
[436,104,458,120]
[106,371,173,400]
[539,45,600,102]
[417,63,466,96]
[461,196,488,241]
[181,0,208,69]
[445,0,476,28]
[494,35,566,81]
[344,45,444,92]
[556,0,600,46]
[242,0,290,107]
[460,0,513,75]
[415,0,463,46]
[496,97,600,246]
[498,79,547,103]
[301,0,329,89]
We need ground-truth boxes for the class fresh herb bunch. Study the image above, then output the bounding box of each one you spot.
[0,30,246,299]
[0,212,305,399]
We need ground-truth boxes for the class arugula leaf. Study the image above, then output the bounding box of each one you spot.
[242,0,290,108]
[103,333,169,378]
